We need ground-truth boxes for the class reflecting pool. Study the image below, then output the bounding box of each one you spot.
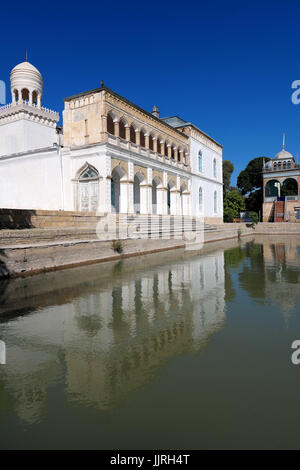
[1,236,300,449]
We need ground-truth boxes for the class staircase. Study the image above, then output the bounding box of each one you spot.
[106,214,216,240]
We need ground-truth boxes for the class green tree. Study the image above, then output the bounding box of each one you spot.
[223,189,246,222]
[237,156,271,212]
[222,160,234,193]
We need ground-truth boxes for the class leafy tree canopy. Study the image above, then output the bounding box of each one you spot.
[222,160,234,193]
[237,157,271,195]
[223,189,246,222]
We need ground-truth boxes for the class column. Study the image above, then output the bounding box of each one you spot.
[167,144,172,159]
[153,138,158,153]
[140,183,148,214]
[120,180,128,213]
[157,186,164,215]
[162,171,168,215]
[114,120,120,137]
[125,126,130,141]
[147,168,152,214]
[136,130,140,146]
[105,155,112,213]
[128,161,134,214]
[101,114,107,142]
[145,134,149,149]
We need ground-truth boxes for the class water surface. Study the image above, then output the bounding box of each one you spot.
[1,235,300,449]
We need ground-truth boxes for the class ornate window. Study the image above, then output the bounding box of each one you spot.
[213,158,217,178]
[79,166,99,180]
[198,151,203,172]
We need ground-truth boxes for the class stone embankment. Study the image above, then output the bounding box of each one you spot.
[0,208,299,279]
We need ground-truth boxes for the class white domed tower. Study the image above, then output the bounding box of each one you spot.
[10,61,43,107]
[0,59,59,156]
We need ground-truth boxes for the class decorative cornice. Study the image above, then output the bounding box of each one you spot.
[0,101,59,125]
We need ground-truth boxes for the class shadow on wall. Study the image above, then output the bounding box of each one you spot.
[0,209,36,230]
[0,249,10,279]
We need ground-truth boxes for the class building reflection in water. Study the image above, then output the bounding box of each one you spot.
[256,235,300,319]
[0,248,226,423]
[226,235,300,320]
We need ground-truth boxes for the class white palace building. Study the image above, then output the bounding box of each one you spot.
[0,60,223,224]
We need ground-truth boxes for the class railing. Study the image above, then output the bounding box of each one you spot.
[0,100,59,116]
[265,197,277,202]
[107,132,189,169]
[263,164,300,171]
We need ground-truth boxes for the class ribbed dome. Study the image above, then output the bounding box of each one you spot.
[10,61,43,103]
[274,149,293,160]
[11,61,42,75]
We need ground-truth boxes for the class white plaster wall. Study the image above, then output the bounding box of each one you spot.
[62,146,108,212]
[0,120,57,156]
[0,149,62,210]
[190,136,223,220]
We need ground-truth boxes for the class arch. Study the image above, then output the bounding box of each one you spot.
[107,113,114,135]
[134,171,146,214]
[167,180,176,215]
[119,118,126,139]
[157,137,163,155]
[149,133,154,151]
[164,141,169,158]
[282,178,298,196]
[77,163,99,180]
[179,183,188,215]
[13,89,19,102]
[265,179,281,198]
[111,165,127,213]
[21,88,29,102]
[152,176,162,214]
[140,128,146,148]
[171,145,176,160]
[198,150,203,172]
[77,163,100,212]
[32,90,38,105]
[130,125,136,144]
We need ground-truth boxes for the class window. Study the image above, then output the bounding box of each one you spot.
[199,187,203,212]
[79,166,99,180]
[198,151,203,172]
[214,190,217,213]
[213,158,217,178]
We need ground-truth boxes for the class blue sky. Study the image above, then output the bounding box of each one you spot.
[1,0,300,183]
